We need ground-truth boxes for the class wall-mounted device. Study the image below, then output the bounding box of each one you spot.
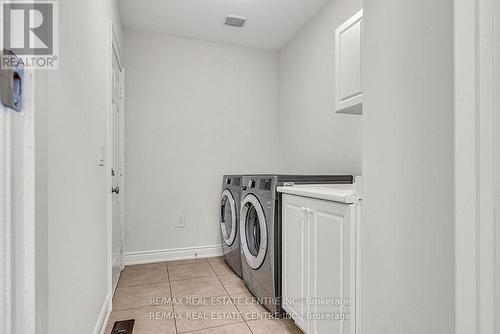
[0,50,23,112]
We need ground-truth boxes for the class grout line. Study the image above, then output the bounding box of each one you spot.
[168,273,218,283]
[117,265,169,288]
[117,281,167,288]
[167,261,216,282]
[206,260,217,276]
[245,321,255,334]
[207,260,247,324]
[207,260,261,328]
[172,287,243,333]
[122,259,256,334]
[113,303,171,312]
[179,321,246,334]
[166,263,179,334]
[205,262,277,334]
[116,278,169,289]
[166,258,209,268]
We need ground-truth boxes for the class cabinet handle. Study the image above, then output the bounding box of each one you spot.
[301,207,313,215]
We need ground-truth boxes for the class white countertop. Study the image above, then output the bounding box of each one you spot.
[277,184,359,204]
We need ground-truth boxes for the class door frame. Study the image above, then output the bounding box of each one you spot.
[106,21,125,300]
[0,87,13,334]
[0,70,36,333]
[454,0,498,333]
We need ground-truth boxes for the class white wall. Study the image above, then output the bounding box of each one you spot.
[35,0,123,333]
[362,0,455,333]
[123,30,281,254]
[123,0,365,256]
[278,0,362,175]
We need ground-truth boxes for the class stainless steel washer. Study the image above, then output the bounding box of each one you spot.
[239,175,354,315]
[220,175,243,277]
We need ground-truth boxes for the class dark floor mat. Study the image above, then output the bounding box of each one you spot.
[111,319,135,334]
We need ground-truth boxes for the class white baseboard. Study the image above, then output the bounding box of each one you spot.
[124,244,223,265]
[93,293,112,334]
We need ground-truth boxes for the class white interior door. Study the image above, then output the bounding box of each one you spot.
[0,94,12,334]
[0,70,36,334]
[111,41,125,292]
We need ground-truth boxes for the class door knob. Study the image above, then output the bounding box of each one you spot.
[112,186,120,194]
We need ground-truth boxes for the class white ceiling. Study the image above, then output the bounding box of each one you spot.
[117,0,331,50]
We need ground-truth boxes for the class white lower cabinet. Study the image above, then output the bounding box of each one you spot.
[282,194,309,331]
[282,194,357,334]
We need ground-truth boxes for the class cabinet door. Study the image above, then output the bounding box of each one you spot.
[334,9,363,115]
[282,194,309,331]
[308,199,356,334]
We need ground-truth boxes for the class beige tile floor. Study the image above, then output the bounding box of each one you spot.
[105,257,303,334]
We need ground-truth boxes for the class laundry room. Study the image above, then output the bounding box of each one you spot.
[118,0,363,331]
[122,0,362,271]
[4,0,473,333]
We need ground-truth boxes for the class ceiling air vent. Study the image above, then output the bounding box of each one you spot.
[225,15,247,27]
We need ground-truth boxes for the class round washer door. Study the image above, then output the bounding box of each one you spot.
[220,189,237,246]
[240,194,268,269]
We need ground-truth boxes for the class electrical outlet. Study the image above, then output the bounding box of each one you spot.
[177,216,185,228]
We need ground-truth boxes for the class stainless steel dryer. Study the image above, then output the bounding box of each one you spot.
[239,175,353,315]
[220,175,243,277]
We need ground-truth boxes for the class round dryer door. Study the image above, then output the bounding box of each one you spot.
[220,189,237,246]
[240,194,267,270]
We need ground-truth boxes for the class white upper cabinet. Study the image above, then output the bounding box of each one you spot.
[334,9,363,115]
